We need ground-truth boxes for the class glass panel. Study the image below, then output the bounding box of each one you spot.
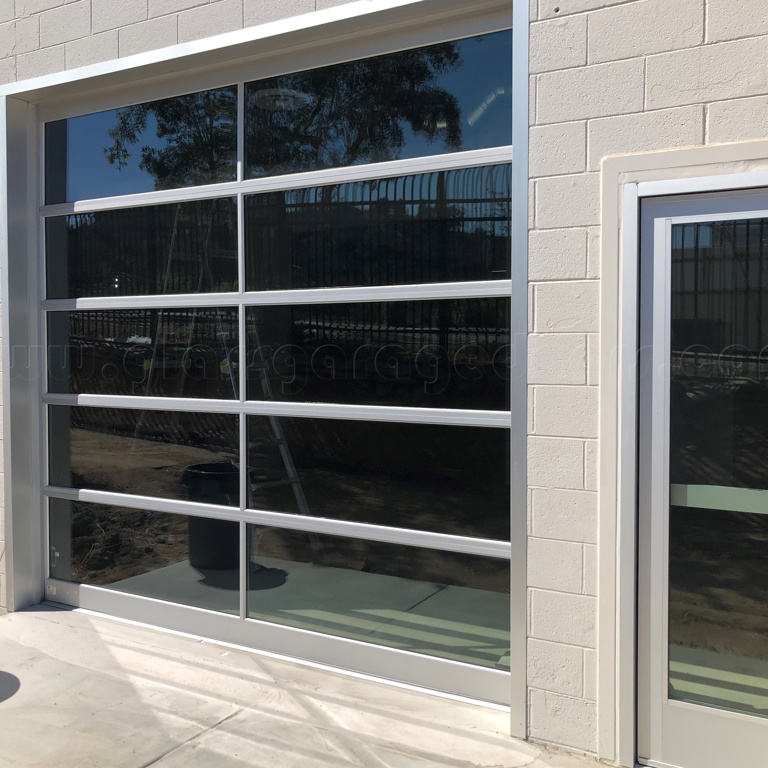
[49,406,240,506]
[245,165,511,290]
[668,218,768,718]
[246,526,510,669]
[49,499,240,614]
[247,417,510,540]
[668,506,768,717]
[244,31,512,179]
[45,87,238,204]
[245,299,510,410]
[45,197,238,299]
[47,308,239,399]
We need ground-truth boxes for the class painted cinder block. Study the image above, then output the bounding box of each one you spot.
[533,384,598,438]
[40,1,91,47]
[535,173,600,229]
[537,58,644,124]
[528,437,587,492]
[149,0,209,18]
[531,588,597,648]
[92,0,147,35]
[530,15,586,74]
[531,487,598,542]
[179,0,243,43]
[708,96,768,144]
[587,106,703,171]
[707,0,768,43]
[119,15,178,57]
[528,637,584,696]
[16,43,65,80]
[647,36,768,110]
[530,121,586,177]
[529,333,586,385]
[529,689,597,753]
[534,280,599,333]
[587,0,702,64]
[529,537,584,593]
[529,228,588,282]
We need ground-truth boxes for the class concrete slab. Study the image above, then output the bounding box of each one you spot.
[0,605,599,768]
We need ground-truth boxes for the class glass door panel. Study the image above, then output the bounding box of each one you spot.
[669,218,768,718]
[639,195,768,768]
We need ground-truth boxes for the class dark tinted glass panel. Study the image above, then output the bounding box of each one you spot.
[246,299,510,410]
[47,308,239,399]
[244,31,512,179]
[668,505,768,717]
[245,165,510,290]
[247,417,509,539]
[45,197,238,299]
[668,219,768,717]
[49,406,240,506]
[670,219,768,489]
[45,87,237,204]
[49,499,240,614]
[246,527,510,668]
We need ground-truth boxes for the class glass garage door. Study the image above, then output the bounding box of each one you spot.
[41,30,514,701]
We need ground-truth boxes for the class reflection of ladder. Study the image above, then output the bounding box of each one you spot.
[138,202,317,552]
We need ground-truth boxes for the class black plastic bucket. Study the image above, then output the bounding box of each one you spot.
[182,462,240,570]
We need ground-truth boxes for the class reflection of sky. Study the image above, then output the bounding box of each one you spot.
[56,30,511,202]
[66,110,165,201]
[403,32,513,156]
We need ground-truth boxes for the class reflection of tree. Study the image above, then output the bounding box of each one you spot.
[246,43,463,176]
[105,88,237,189]
[104,46,464,186]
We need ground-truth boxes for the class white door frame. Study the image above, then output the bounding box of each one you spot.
[599,140,768,767]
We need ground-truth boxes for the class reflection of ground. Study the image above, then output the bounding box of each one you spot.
[70,427,238,502]
[669,505,768,716]
[106,555,510,670]
[70,427,509,539]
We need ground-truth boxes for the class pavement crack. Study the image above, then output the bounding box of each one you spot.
[138,707,244,768]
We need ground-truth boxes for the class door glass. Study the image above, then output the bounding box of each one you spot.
[669,218,768,718]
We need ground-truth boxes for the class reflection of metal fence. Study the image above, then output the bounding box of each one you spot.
[672,219,768,355]
[54,198,238,297]
[71,407,238,452]
[246,165,512,289]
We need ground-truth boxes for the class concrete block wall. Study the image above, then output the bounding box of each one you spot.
[0,0,356,81]
[528,0,768,754]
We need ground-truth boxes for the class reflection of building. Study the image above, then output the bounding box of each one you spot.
[3,2,768,768]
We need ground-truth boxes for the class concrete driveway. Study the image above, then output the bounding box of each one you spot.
[0,605,597,768]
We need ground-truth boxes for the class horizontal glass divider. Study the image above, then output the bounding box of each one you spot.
[43,293,242,311]
[670,483,768,516]
[45,486,240,521]
[42,394,512,427]
[239,280,512,305]
[41,280,513,311]
[39,145,513,217]
[43,485,512,559]
[241,507,512,559]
